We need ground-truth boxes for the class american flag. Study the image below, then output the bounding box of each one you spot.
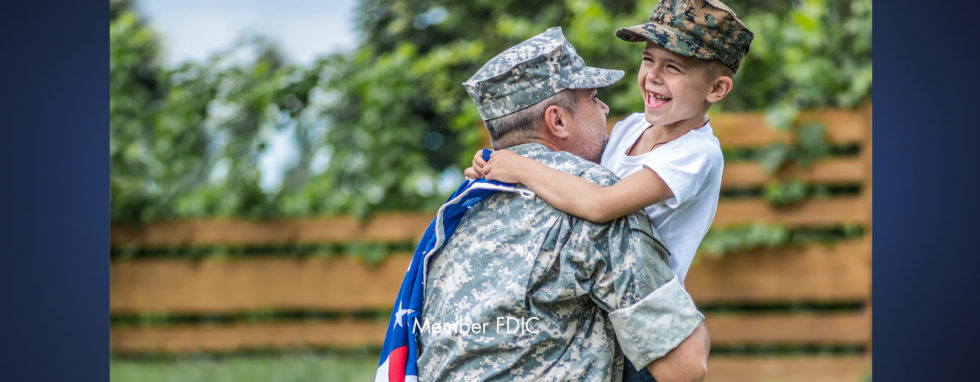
[375,150,532,382]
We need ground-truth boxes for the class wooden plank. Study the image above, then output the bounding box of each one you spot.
[706,356,870,382]
[710,109,867,148]
[110,319,388,354]
[721,158,865,189]
[111,213,432,248]
[605,110,865,147]
[687,239,870,303]
[712,196,869,227]
[111,255,413,314]
[110,195,869,250]
[112,240,869,314]
[706,310,870,346]
[860,103,873,250]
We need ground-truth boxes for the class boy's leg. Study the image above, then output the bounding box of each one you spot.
[623,358,658,382]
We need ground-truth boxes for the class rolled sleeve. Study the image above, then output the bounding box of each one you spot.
[608,276,704,370]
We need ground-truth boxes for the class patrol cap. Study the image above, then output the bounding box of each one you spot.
[463,26,624,121]
[616,0,754,73]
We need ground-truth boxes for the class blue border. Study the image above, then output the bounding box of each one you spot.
[874,0,978,379]
[0,0,107,380]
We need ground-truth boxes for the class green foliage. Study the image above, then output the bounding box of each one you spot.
[699,223,864,258]
[111,0,323,222]
[722,0,873,113]
[762,180,808,207]
[109,241,419,263]
[110,0,871,222]
[756,121,831,173]
[730,0,870,183]
[700,223,789,258]
[110,352,379,382]
[761,180,855,207]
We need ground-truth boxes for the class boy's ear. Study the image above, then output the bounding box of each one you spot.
[543,104,571,139]
[705,76,733,103]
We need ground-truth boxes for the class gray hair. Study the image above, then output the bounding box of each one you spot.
[484,90,578,143]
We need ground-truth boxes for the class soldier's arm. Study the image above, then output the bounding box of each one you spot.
[646,321,710,382]
[567,195,705,381]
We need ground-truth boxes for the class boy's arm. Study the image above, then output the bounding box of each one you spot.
[463,149,489,179]
[484,149,673,223]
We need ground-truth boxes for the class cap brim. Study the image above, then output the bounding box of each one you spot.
[615,24,652,43]
[615,23,714,61]
[568,66,624,90]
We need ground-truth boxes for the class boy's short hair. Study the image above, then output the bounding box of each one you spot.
[617,0,753,74]
[705,58,735,80]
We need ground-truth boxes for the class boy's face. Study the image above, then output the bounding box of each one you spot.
[637,42,719,129]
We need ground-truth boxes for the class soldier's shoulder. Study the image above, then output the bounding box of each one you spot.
[511,143,621,186]
[553,152,619,187]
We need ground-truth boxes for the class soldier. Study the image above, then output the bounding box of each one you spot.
[416,26,709,381]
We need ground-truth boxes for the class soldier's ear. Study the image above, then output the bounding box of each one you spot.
[543,105,570,139]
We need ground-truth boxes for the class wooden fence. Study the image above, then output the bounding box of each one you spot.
[111,105,871,382]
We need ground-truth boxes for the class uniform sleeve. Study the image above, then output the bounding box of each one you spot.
[642,139,720,208]
[564,203,704,370]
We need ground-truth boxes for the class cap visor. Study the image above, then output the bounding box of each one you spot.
[615,23,714,61]
[568,66,624,89]
[615,24,651,43]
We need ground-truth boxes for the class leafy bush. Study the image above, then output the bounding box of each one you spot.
[110,0,871,222]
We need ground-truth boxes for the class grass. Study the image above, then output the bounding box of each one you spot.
[110,350,380,382]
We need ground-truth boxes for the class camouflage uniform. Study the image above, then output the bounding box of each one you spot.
[417,144,703,381]
[416,27,703,381]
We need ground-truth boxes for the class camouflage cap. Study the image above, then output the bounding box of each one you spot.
[616,0,754,73]
[463,26,624,121]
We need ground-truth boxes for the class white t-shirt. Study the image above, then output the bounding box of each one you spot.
[600,113,724,285]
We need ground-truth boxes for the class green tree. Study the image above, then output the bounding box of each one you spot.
[111,0,317,221]
[110,0,871,222]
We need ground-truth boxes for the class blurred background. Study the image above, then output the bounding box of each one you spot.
[110,0,872,380]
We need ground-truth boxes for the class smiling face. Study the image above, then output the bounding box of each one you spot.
[637,42,724,130]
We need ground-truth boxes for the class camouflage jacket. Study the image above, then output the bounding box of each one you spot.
[417,142,704,381]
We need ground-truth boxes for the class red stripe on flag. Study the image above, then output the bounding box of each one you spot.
[388,345,408,382]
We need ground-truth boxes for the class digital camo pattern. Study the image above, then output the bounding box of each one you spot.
[616,0,754,73]
[462,26,624,121]
[417,143,704,381]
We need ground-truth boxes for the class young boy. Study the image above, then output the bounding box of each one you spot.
[466,0,754,287]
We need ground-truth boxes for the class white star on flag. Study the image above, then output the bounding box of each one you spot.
[394,302,415,328]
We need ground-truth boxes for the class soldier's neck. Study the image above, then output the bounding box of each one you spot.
[492,132,550,151]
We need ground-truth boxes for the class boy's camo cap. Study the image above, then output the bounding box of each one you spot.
[617,0,754,73]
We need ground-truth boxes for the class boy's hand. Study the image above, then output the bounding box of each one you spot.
[484,149,529,184]
[463,149,489,179]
